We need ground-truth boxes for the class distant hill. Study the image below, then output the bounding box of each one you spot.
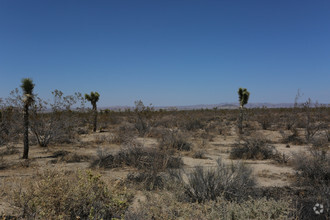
[99,102,330,111]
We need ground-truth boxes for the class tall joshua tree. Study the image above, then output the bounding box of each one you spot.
[21,78,34,159]
[85,92,100,132]
[238,88,250,134]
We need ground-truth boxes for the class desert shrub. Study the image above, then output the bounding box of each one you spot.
[311,136,328,148]
[30,91,85,147]
[92,145,182,190]
[293,147,330,186]
[230,137,276,160]
[93,134,111,144]
[280,128,305,145]
[293,186,330,220]
[92,145,182,170]
[145,127,166,138]
[159,129,191,151]
[126,171,168,191]
[110,123,136,145]
[152,115,178,128]
[255,107,274,130]
[173,158,255,203]
[134,100,153,137]
[0,156,8,170]
[193,149,206,159]
[183,118,205,131]
[51,151,91,163]
[272,152,290,164]
[0,106,21,147]
[12,170,131,219]
[125,191,292,220]
[0,145,19,156]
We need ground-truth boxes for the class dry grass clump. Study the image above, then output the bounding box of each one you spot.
[230,137,276,160]
[171,158,255,203]
[0,145,19,156]
[291,147,330,218]
[158,129,192,151]
[11,169,132,219]
[110,123,136,144]
[91,145,182,170]
[48,150,90,163]
[280,128,305,145]
[0,156,8,170]
[91,144,183,190]
[125,191,292,220]
[184,118,206,131]
[293,147,330,186]
[192,149,206,159]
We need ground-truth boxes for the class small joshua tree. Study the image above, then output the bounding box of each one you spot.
[21,78,35,159]
[238,88,250,134]
[85,92,100,132]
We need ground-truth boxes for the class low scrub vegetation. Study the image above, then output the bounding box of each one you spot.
[158,129,192,151]
[293,147,330,186]
[230,137,276,160]
[91,144,182,170]
[91,144,183,190]
[11,170,132,219]
[172,158,255,203]
[125,191,293,220]
[1,84,330,218]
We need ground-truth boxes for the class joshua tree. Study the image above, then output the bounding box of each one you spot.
[21,78,35,159]
[238,88,250,134]
[85,92,100,132]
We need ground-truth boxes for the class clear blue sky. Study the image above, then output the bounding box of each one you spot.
[1,0,329,107]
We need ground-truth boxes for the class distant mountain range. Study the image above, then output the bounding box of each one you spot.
[99,102,329,111]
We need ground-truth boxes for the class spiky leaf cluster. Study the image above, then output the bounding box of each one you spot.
[238,88,250,108]
[85,92,100,106]
[21,78,35,105]
[21,78,34,95]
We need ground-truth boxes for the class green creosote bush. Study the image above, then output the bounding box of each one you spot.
[13,169,131,219]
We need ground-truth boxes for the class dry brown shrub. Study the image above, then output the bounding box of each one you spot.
[158,129,192,151]
[230,137,276,160]
[125,188,292,220]
[110,123,136,145]
[10,169,132,219]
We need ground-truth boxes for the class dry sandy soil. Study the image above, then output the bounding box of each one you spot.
[0,125,315,217]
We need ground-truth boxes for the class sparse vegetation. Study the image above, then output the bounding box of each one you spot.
[0,86,329,218]
[125,190,292,220]
[11,169,132,219]
[293,147,330,186]
[230,137,277,160]
[175,158,255,202]
[159,129,192,151]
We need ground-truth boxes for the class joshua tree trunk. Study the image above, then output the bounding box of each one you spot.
[23,104,29,159]
[93,104,97,132]
[238,106,243,134]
